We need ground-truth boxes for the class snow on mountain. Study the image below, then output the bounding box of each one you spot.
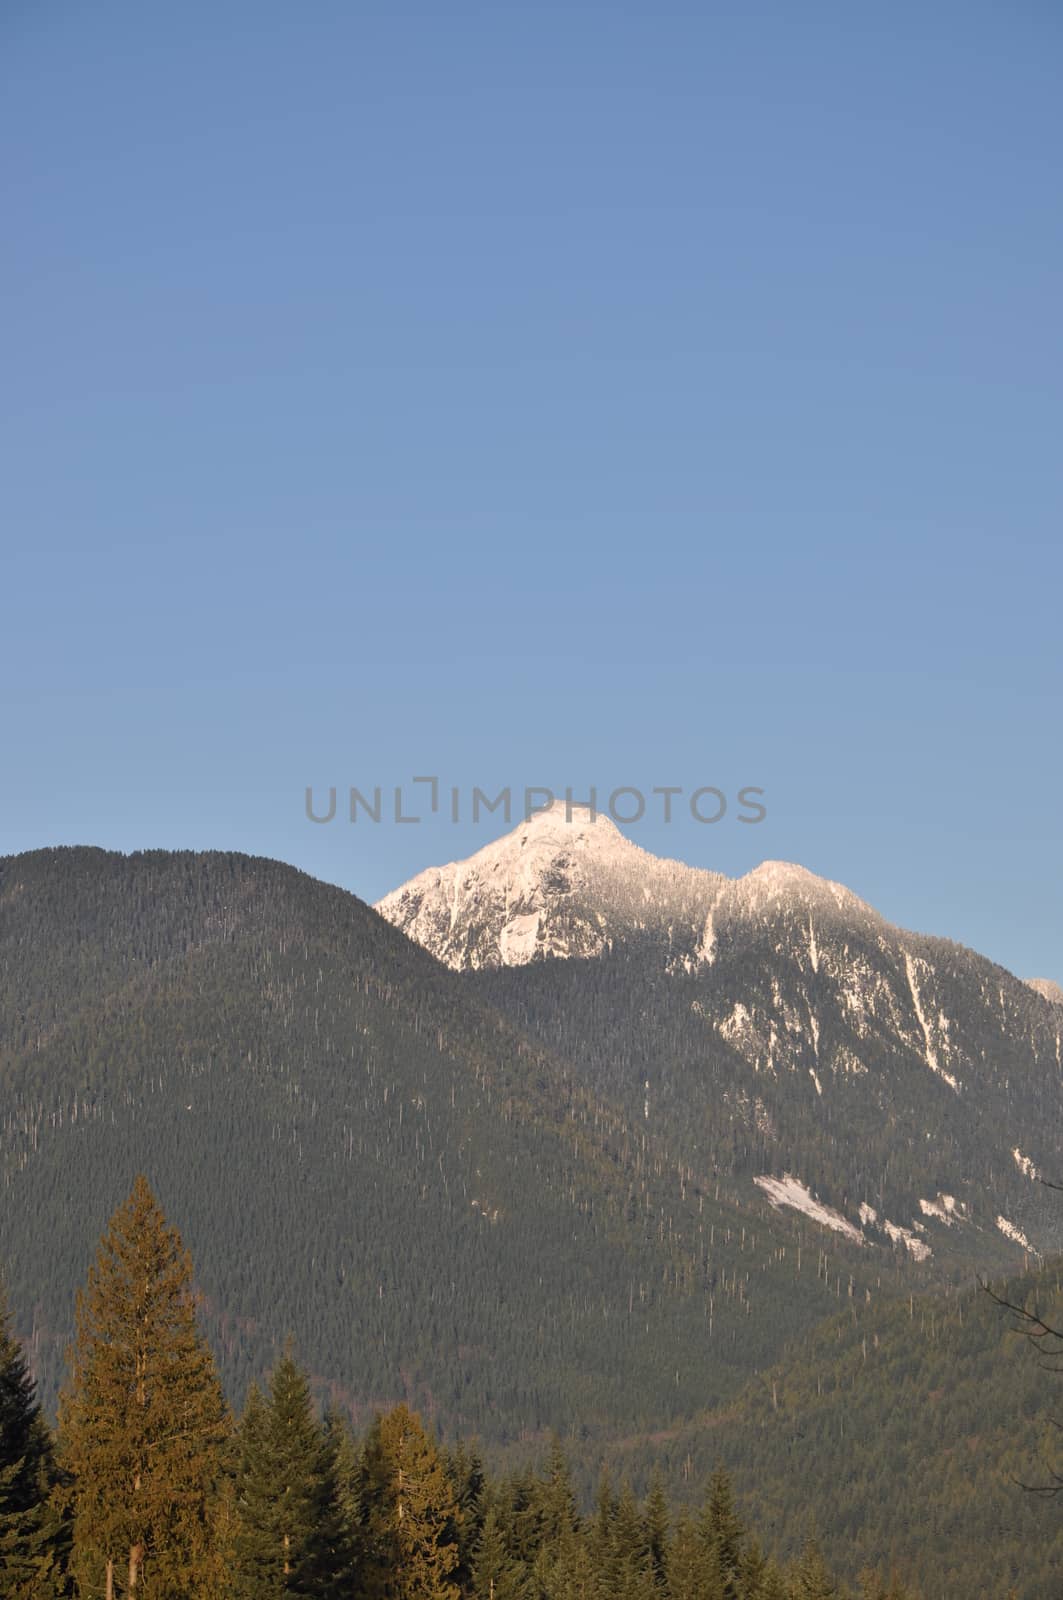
[376,804,1063,1263]
[882,1220,933,1263]
[753,1173,864,1244]
[1026,977,1063,1006]
[375,802,1063,1124]
[996,1215,1038,1255]
[374,801,873,973]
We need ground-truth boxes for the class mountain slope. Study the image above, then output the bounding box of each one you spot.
[6,842,1061,1593]
[596,1259,1063,1600]
[0,846,883,1432]
[379,809,1063,1267]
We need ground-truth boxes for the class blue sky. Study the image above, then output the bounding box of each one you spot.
[3,2,1061,979]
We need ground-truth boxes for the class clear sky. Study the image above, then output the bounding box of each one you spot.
[3,2,1061,980]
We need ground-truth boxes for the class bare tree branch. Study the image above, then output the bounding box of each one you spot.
[980,1277,1063,1367]
[984,1190,1063,1494]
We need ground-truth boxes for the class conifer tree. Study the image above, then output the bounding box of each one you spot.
[472,1506,527,1600]
[791,1536,838,1600]
[359,1403,460,1600]
[590,1467,617,1575]
[498,1468,543,1568]
[444,1439,485,1594]
[642,1472,670,1592]
[321,1408,361,1593]
[699,1468,745,1600]
[233,1348,348,1598]
[667,1509,720,1600]
[230,1382,270,1584]
[536,1436,579,1549]
[606,1481,653,1600]
[738,1535,767,1600]
[756,1563,789,1600]
[522,1438,580,1600]
[536,1520,596,1600]
[57,1176,230,1599]
[0,1284,66,1597]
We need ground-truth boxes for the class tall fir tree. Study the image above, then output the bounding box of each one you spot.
[320,1408,361,1593]
[536,1520,597,1600]
[642,1472,670,1593]
[528,1444,583,1600]
[233,1348,349,1598]
[699,1468,745,1600]
[737,1535,768,1600]
[498,1469,544,1569]
[667,1509,721,1600]
[590,1467,618,1576]
[605,1480,653,1600]
[0,1283,66,1597]
[472,1505,527,1600]
[359,1403,461,1600]
[444,1439,486,1596]
[535,1436,579,1550]
[57,1176,230,1599]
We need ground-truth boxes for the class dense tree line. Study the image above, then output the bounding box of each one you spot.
[1,1179,929,1600]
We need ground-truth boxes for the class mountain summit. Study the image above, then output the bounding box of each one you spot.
[374,802,871,972]
[378,811,1063,1264]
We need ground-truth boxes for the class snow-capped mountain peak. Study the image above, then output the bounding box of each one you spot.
[375,802,728,970]
[374,808,872,972]
[484,799,626,862]
[375,811,1063,1263]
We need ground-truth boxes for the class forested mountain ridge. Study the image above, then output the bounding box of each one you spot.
[377,807,1063,1266]
[3,845,1063,1595]
[589,1259,1063,1598]
[0,845,886,1436]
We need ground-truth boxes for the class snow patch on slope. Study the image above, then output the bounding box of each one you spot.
[903,951,960,1092]
[697,909,717,966]
[754,1174,863,1243]
[499,910,541,964]
[883,1220,932,1262]
[919,1194,965,1225]
[996,1215,1038,1255]
[1013,1148,1040,1182]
